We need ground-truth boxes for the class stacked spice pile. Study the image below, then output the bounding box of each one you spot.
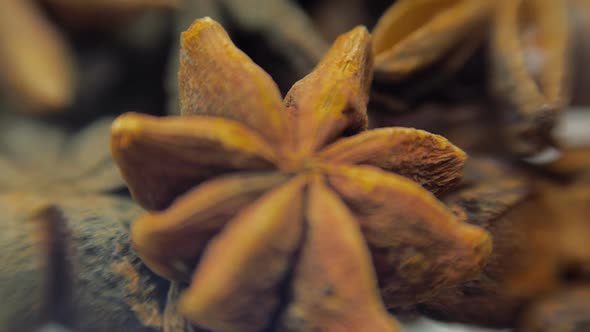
[1,1,589,331]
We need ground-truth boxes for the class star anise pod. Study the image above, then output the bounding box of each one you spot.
[417,158,539,327]
[0,0,176,113]
[417,145,590,328]
[370,0,570,156]
[111,17,491,331]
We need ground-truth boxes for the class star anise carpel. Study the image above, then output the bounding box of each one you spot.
[111,17,491,332]
[417,148,590,328]
[371,0,570,156]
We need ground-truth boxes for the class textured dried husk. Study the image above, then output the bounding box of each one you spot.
[323,164,491,310]
[275,176,400,332]
[0,193,183,332]
[519,286,590,332]
[418,153,590,328]
[418,181,552,327]
[165,0,329,115]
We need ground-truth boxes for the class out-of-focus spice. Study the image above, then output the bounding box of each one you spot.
[0,115,123,195]
[490,0,569,156]
[370,0,571,157]
[520,286,590,332]
[0,0,75,112]
[0,0,176,114]
[0,111,199,330]
[372,0,491,81]
[165,0,330,115]
[0,199,181,331]
[417,148,590,328]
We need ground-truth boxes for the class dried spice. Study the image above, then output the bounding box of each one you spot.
[490,0,569,156]
[520,286,590,332]
[417,148,590,328]
[0,111,201,330]
[417,158,542,327]
[370,0,570,156]
[369,0,492,112]
[0,0,75,112]
[372,0,491,81]
[0,0,175,113]
[0,198,186,331]
[165,0,329,114]
[111,18,492,332]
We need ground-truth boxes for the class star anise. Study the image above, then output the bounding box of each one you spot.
[417,145,590,328]
[0,0,177,112]
[111,17,491,331]
[370,0,570,156]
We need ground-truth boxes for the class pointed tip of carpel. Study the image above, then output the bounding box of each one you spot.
[181,16,225,45]
[111,113,145,150]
